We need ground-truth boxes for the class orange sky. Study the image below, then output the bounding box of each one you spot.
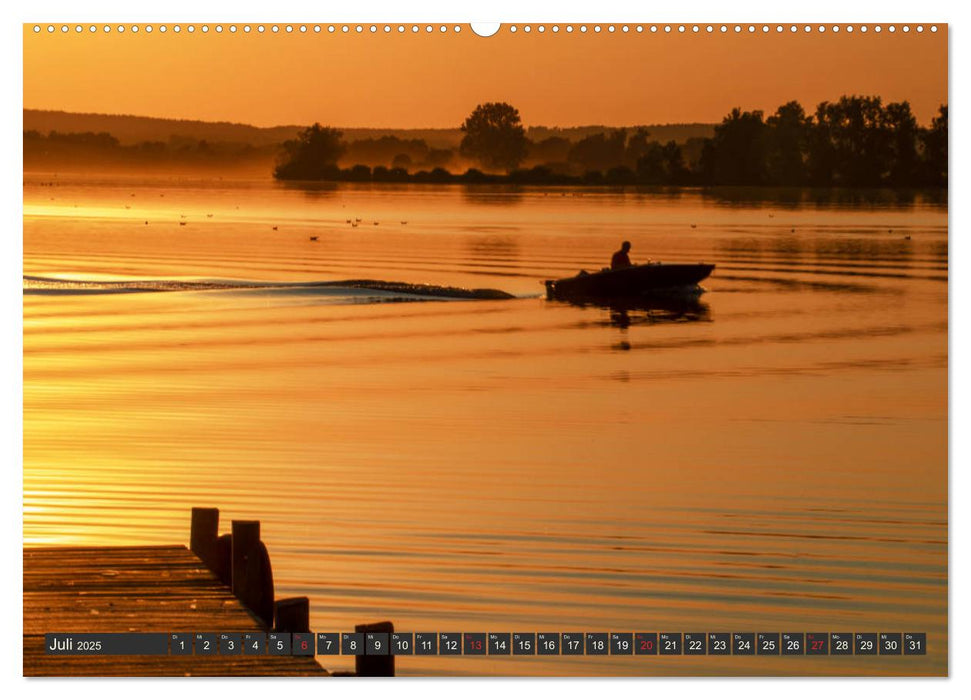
[23,25,948,128]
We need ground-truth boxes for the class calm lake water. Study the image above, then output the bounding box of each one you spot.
[23,175,947,676]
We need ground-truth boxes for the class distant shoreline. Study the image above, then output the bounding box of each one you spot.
[23,171,947,203]
[272,166,949,193]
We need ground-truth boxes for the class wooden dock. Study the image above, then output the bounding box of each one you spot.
[24,545,327,676]
[23,509,346,676]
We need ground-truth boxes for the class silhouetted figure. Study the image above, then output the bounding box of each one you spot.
[611,241,633,270]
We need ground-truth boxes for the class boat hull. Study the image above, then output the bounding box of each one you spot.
[546,263,715,301]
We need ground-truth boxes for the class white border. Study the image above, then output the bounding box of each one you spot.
[3,1,962,699]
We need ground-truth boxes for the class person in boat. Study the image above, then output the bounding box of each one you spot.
[611,241,633,270]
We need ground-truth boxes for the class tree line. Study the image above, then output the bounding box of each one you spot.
[700,98,946,187]
[275,96,946,188]
[23,129,279,170]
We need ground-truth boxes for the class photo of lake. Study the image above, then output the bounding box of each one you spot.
[22,22,948,678]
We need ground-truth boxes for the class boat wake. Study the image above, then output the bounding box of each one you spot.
[23,275,516,302]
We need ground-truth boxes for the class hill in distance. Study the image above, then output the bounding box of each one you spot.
[24,109,715,148]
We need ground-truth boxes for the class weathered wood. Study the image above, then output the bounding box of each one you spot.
[230,520,273,629]
[214,533,232,585]
[24,509,394,676]
[189,507,219,570]
[23,546,327,677]
[231,519,260,593]
[355,621,395,677]
[274,597,310,633]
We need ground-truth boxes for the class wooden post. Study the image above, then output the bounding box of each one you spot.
[213,533,232,585]
[355,621,395,677]
[231,520,274,629]
[231,520,260,593]
[274,597,310,632]
[189,507,219,570]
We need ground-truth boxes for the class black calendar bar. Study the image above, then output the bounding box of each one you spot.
[44,633,168,655]
[45,632,928,656]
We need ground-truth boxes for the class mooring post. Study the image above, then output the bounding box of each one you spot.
[355,621,395,677]
[213,533,232,585]
[274,597,310,632]
[231,520,274,629]
[189,507,219,570]
[231,519,260,597]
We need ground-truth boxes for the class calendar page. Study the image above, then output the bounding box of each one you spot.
[22,20,947,679]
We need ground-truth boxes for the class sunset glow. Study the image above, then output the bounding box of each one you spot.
[23,25,948,128]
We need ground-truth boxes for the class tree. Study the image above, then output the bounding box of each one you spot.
[699,108,768,185]
[526,136,571,165]
[810,96,891,186]
[459,102,529,172]
[604,165,636,185]
[345,164,371,181]
[345,135,429,167]
[425,148,454,169]
[391,153,413,170]
[568,129,627,173]
[274,123,346,180]
[765,101,812,185]
[636,140,687,185]
[623,127,653,168]
[885,101,919,186]
[921,104,947,187]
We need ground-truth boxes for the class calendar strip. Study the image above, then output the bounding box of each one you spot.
[45,632,926,657]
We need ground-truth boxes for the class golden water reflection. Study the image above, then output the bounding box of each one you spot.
[24,177,947,675]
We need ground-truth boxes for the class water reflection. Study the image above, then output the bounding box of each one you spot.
[551,296,711,329]
[717,236,924,263]
[274,180,340,198]
[23,177,948,677]
[460,184,526,206]
[701,186,946,208]
[464,235,521,262]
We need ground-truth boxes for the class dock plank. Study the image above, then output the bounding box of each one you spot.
[24,545,328,676]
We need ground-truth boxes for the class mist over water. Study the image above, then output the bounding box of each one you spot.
[23,175,947,676]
